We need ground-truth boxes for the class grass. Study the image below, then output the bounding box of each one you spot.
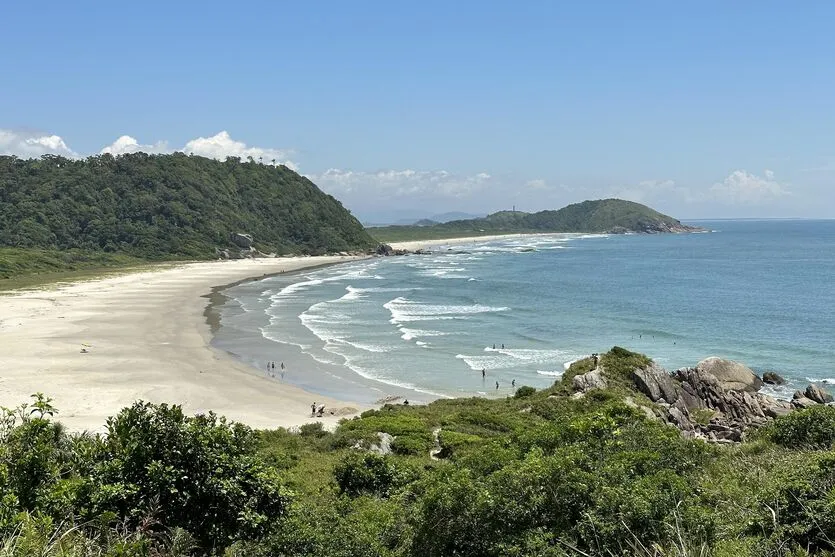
[0,248,182,292]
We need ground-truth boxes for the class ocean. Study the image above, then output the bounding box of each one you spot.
[210,220,835,404]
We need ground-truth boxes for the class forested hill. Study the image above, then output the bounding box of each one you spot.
[371,198,702,242]
[0,153,376,258]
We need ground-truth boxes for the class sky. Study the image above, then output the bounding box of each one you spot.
[1,1,834,221]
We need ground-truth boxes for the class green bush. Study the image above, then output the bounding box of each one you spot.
[334,452,400,497]
[90,401,289,551]
[768,405,835,449]
[513,386,536,398]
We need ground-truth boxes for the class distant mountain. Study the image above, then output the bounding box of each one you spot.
[0,153,376,258]
[429,211,484,223]
[370,199,704,242]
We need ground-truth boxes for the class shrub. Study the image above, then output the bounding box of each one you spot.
[768,405,835,449]
[513,386,537,398]
[334,452,399,497]
[298,422,329,439]
[90,401,289,551]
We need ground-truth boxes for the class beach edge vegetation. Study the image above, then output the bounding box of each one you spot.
[2,348,835,556]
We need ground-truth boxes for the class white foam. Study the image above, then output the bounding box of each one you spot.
[483,347,574,364]
[399,327,450,341]
[537,370,564,377]
[807,377,835,385]
[270,268,383,304]
[384,297,509,324]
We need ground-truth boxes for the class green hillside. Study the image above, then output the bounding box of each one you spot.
[372,198,700,242]
[0,153,376,265]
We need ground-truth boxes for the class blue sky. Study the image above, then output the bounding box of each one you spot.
[2,1,834,220]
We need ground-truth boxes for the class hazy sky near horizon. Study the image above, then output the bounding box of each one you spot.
[2,1,834,221]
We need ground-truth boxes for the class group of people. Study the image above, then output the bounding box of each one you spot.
[266,360,285,379]
[480,367,516,390]
[310,402,325,417]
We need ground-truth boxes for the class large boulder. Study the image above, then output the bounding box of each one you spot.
[792,396,818,409]
[696,357,763,393]
[805,384,834,404]
[573,369,607,393]
[230,232,254,248]
[632,362,679,403]
[762,371,786,385]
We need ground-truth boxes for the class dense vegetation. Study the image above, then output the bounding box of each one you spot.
[371,199,698,243]
[4,348,835,556]
[0,153,376,274]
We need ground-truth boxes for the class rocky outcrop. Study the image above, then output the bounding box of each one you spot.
[632,362,679,404]
[572,369,607,393]
[791,394,818,409]
[805,384,834,404]
[230,232,254,248]
[375,243,425,256]
[696,357,763,393]
[762,371,786,385]
[626,361,796,443]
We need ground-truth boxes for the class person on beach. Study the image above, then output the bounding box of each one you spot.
[280,362,285,370]
[496,381,499,390]
[512,379,516,388]
[501,343,505,349]
[492,344,496,349]
[482,368,486,379]
[311,402,316,417]
[271,362,275,371]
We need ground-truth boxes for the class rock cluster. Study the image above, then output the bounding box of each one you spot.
[627,357,829,443]
[375,244,429,256]
[570,354,833,444]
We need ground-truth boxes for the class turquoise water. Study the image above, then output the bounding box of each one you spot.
[212,220,835,402]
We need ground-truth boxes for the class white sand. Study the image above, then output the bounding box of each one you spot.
[0,257,370,432]
[389,233,550,252]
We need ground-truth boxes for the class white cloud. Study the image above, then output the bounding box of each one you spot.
[709,169,789,204]
[100,135,169,155]
[310,168,492,199]
[0,129,78,158]
[182,131,296,170]
[525,179,548,190]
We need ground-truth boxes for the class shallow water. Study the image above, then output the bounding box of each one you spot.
[212,220,835,402]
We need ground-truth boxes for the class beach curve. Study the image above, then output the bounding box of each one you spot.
[0,256,371,432]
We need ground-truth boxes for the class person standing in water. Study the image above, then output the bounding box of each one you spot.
[495,381,499,390]
[481,368,486,379]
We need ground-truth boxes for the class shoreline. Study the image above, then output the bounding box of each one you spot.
[388,232,583,252]
[0,256,372,432]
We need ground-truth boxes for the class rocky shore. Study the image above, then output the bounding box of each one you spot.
[572,354,832,443]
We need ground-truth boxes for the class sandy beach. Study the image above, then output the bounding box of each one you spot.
[389,233,551,252]
[0,256,370,432]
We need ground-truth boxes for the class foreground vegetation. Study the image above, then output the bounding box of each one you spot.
[371,199,698,243]
[0,154,375,273]
[3,348,835,556]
